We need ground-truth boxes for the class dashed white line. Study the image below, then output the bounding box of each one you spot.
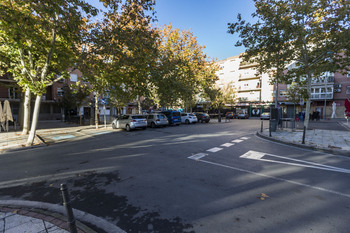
[188,153,208,160]
[232,139,243,143]
[221,143,234,147]
[207,147,223,153]
[240,137,250,140]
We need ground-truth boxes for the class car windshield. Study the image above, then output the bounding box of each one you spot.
[203,113,209,116]
[157,115,166,119]
[173,112,180,116]
[132,115,145,119]
[189,113,195,116]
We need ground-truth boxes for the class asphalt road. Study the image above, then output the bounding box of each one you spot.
[1,119,350,233]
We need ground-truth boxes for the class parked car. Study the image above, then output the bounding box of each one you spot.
[237,112,249,119]
[181,113,198,124]
[225,112,236,119]
[111,114,147,131]
[146,113,169,127]
[161,110,181,125]
[194,112,210,123]
[260,112,270,120]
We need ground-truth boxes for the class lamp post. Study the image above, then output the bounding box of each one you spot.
[323,75,327,120]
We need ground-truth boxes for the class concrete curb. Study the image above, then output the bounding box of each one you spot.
[256,131,350,157]
[0,200,126,233]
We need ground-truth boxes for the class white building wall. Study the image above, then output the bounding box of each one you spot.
[215,54,274,104]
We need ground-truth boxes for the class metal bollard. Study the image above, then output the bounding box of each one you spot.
[302,126,306,144]
[269,120,272,137]
[60,184,78,233]
[261,120,263,133]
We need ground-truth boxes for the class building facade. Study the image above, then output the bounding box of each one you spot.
[215,54,274,117]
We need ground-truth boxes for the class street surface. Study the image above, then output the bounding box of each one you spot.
[1,119,350,232]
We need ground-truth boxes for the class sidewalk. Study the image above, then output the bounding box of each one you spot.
[257,119,350,156]
[0,200,125,233]
[0,121,124,233]
[0,121,114,153]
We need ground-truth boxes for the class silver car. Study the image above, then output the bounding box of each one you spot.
[111,114,147,131]
[146,113,168,128]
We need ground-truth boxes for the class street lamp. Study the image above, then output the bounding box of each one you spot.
[323,74,327,120]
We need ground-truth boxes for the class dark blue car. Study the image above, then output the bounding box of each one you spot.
[161,110,181,126]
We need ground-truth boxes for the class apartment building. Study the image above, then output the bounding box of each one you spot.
[277,69,350,119]
[0,69,95,123]
[215,54,274,116]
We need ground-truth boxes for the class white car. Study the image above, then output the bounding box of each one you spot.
[181,113,198,124]
[112,114,147,131]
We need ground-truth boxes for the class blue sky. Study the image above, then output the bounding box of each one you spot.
[154,0,256,61]
[89,0,256,61]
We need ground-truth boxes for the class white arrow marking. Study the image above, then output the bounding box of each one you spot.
[188,153,208,160]
[240,150,350,174]
[240,137,250,140]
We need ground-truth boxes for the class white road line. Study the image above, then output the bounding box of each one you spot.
[188,153,208,160]
[241,150,350,174]
[232,139,243,143]
[240,137,250,140]
[221,143,234,147]
[198,159,350,199]
[207,147,223,153]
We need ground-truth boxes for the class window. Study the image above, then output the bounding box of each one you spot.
[57,88,64,97]
[347,71,350,78]
[8,87,20,99]
[70,74,78,82]
[347,86,350,94]
[279,89,288,97]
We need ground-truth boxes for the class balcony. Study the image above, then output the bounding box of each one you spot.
[239,61,258,69]
[311,76,335,85]
[310,93,333,100]
[238,73,260,81]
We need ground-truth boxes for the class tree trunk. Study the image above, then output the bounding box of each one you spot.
[26,95,41,146]
[304,73,312,129]
[95,93,99,129]
[22,86,31,135]
[138,98,142,114]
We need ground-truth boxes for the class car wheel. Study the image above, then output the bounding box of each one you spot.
[185,119,190,124]
[112,123,116,129]
[142,127,146,130]
[151,122,156,128]
[126,124,131,131]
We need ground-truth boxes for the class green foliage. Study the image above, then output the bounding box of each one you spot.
[78,0,157,106]
[228,0,350,87]
[0,0,98,95]
[152,24,218,108]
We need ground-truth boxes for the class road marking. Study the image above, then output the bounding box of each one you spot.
[232,139,243,143]
[51,135,75,140]
[221,143,234,147]
[240,150,350,174]
[197,159,350,199]
[207,147,223,153]
[94,131,112,135]
[188,153,208,160]
[240,137,250,140]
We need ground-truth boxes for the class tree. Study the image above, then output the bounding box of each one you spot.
[286,82,308,120]
[0,0,97,145]
[152,24,217,110]
[228,0,350,129]
[222,82,236,108]
[78,0,157,125]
